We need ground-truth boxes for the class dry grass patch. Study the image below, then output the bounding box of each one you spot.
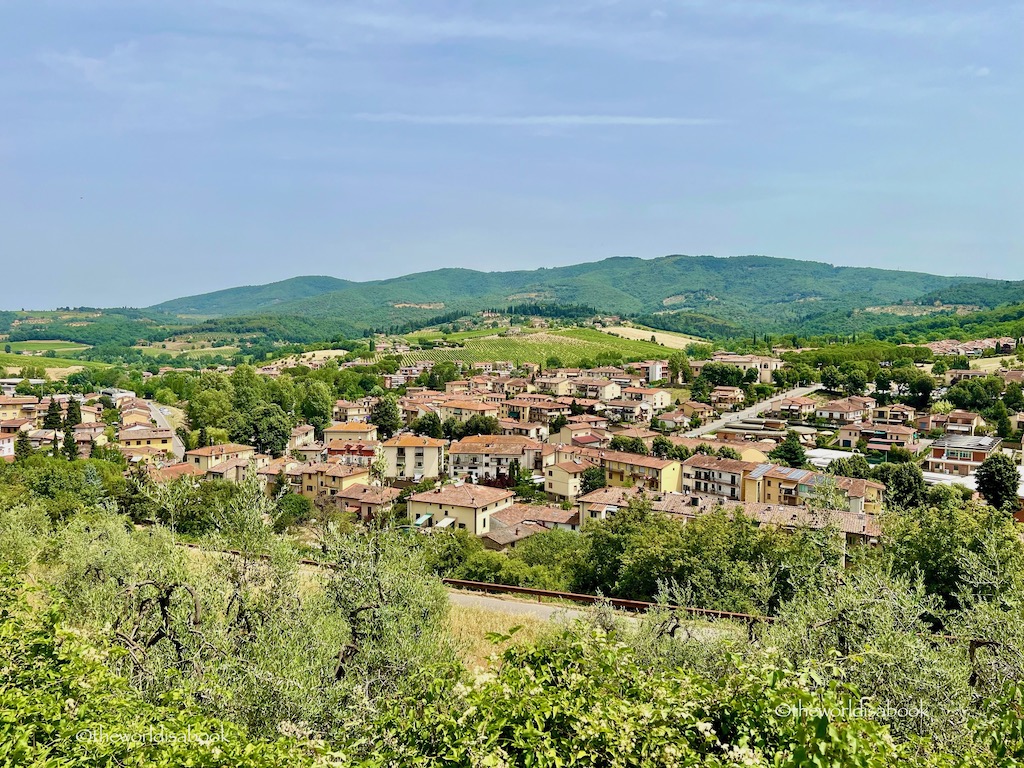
[447,603,550,671]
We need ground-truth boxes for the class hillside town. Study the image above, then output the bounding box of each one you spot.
[6,339,1023,556]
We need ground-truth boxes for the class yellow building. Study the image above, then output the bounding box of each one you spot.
[323,421,378,443]
[288,462,372,499]
[408,483,515,535]
[0,396,38,422]
[557,446,681,493]
[544,458,597,503]
[750,465,885,515]
[681,454,761,502]
[438,400,500,424]
[184,443,256,472]
[118,426,174,452]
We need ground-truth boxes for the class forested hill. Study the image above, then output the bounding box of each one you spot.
[148,254,978,335]
[152,275,353,316]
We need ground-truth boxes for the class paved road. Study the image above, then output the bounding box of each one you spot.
[448,589,590,622]
[148,401,185,461]
[446,589,740,641]
[683,385,817,437]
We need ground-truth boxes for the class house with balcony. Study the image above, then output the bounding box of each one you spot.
[744,464,884,515]
[449,435,543,481]
[438,400,501,424]
[945,410,984,436]
[570,377,621,401]
[544,457,598,503]
[559,446,681,493]
[681,455,759,502]
[774,397,817,420]
[836,422,919,455]
[498,418,549,441]
[288,462,371,499]
[871,403,916,426]
[621,386,672,410]
[710,386,745,410]
[381,434,446,480]
[332,398,372,422]
[184,443,256,473]
[815,396,876,423]
[334,483,401,524]
[601,399,646,423]
[534,377,573,397]
[408,483,514,535]
[926,434,1002,477]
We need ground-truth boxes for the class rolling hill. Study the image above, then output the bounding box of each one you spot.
[153,275,353,316]
[147,254,983,337]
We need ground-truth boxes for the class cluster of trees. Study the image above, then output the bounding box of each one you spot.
[689,362,775,405]
[5,439,1024,764]
[408,411,501,441]
[120,360,398,454]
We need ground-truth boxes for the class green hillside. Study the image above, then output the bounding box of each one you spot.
[916,280,1024,309]
[145,254,982,337]
[152,275,353,316]
[872,301,1024,343]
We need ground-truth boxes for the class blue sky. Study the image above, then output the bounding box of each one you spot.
[2,0,1021,309]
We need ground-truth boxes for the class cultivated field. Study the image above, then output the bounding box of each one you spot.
[6,339,91,353]
[0,352,107,377]
[136,345,240,358]
[390,329,673,366]
[597,325,706,348]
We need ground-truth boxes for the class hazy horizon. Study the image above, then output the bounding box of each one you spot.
[3,1,1022,309]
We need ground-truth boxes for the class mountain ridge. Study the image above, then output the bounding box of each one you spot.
[147,254,1019,336]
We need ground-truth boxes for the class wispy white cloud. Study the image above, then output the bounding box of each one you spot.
[354,113,721,126]
[662,0,1000,38]
[963,64,991,78]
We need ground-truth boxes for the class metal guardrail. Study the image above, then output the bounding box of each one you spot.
[182,543,772,622]
[442,578,775,623]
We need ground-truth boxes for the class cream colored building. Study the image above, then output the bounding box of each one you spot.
[449,435,543,481]
[438,400,500,423]
[184,443,256,472]
[381,434,447,480]
[118,426,174,453]
[323,421,378,443]
[408,483,515,535]
[544,457,597,503]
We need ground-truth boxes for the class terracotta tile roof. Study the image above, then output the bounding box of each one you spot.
[491,503,578,527]
[682,454,761,474]
[184,443,254,457]
[118,427,173,441]
[480,522,547,547]
[576,486,647,506]
[325,422,377,432]
[552,458,598,474]
[382,434,447,448]
[147,463,205,482]
[335,483,401,505]
[409,483,515,508]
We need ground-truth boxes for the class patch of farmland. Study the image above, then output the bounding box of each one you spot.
[395,329,674,366]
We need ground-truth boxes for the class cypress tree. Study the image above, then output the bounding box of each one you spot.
[65,399,82,428]
[50,433,59,457]
[63,427,78,461]
[14,431,32,461]
[43,399,64,431]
